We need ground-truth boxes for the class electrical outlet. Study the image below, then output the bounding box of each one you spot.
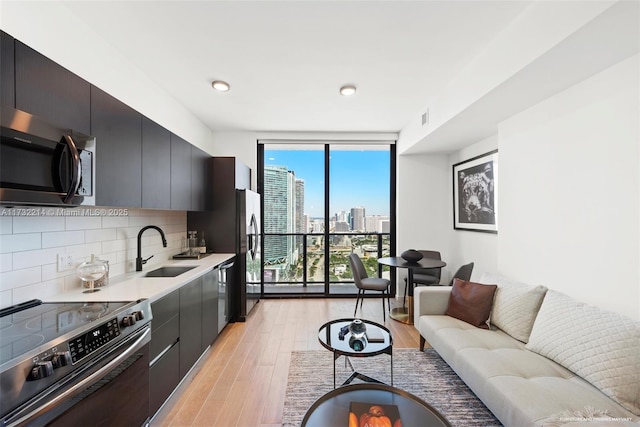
[57,253,74,272]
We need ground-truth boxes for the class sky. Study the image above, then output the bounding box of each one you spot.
[264,148,391,218]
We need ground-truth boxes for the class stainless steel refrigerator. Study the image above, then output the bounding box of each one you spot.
[237,189,261,320]
[187,184,261,322]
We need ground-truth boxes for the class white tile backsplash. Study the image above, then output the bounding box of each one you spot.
[13,216,66,233]
[12,247,59,270]
[65,216,102,231]
[12,278,67,303]
[0,253,12,272]
[0,233,41,254]
[85,228,117,243]
[0,267,42,292]
[42,230,86,248]
[0,208,187,308]
[0,217,12,234]
[102,216,129,228]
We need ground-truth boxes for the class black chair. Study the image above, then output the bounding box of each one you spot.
[349,253,391,321]
[403,250,442,306]
[447,262,474,285]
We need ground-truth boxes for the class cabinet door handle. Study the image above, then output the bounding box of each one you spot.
[150,341,178,367]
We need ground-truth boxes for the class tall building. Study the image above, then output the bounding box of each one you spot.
[350,207,365,232]
[295,178,305,253]
[365,215,390,233]
[263,166,305,273]
[264,166,291,265]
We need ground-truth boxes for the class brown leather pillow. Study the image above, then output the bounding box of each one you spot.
[445,278,497,329]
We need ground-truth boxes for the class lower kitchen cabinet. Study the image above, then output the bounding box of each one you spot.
[201,269,219,349]
[149,267,223,418]
[149,290,180,416]
[149,344,180,415]
[179,276,203,377]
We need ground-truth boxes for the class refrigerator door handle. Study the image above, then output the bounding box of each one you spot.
[248,213,258,260]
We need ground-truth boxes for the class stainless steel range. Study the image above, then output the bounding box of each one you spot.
[0,299,152,427]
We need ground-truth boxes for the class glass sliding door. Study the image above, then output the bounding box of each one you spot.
[328,145,392,293]
[262,145,325,294]
[260,142,395,296]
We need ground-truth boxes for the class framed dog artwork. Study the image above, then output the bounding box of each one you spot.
[453,150,498,233]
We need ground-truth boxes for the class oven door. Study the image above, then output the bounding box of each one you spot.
[4,326,150,427]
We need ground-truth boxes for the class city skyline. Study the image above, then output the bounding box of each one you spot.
[264,148,390,218]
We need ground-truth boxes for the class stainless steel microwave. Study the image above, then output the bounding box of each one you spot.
[0,108,95,206]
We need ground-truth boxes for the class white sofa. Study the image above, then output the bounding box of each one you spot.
[414,273,640,426]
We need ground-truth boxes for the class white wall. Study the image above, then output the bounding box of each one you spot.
[447,135,499,282]
[0,208,186,309]
[498,55,639,320]
[398,1,617,154]
[395,134,499,296]
[0,1,215,153]
[395,152,450,291]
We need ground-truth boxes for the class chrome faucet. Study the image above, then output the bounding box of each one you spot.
[136,225,167,271]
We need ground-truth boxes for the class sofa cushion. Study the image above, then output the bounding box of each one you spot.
[480,272,547,343]
[445,278,497,329]
[526,290,640,416]
[418,313,639,426]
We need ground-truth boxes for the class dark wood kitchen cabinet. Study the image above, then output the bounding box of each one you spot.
[14,41,91,134]
[142,116,171,209]
[149,290,180,416]
[91,86,142,207]
[170,133,192,210]
[1,31,15,108]
[179,276,203,377]
[191,146,209,211]
[148,267,223,418]
[201,268,219,348]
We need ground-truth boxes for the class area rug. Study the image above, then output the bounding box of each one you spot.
[282,348,502,426]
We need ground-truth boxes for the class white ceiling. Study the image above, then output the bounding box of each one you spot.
[58,1,531,134]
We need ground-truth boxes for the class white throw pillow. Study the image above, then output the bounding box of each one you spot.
[526,290,640,416]
[480,272,547,343]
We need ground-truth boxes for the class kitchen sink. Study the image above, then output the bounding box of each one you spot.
[144,266,197,278]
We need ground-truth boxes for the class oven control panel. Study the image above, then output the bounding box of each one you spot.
[68,317,121,363]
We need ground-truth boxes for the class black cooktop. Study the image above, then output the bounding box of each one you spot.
[0,300,131,366]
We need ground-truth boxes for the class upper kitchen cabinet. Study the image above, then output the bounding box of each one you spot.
[208,157,251,211]
[91,86,142,207]
[191,146,209,211]
[170,133,192,210]
[1,31,15,108]
[14,41,90,135]
[142,116,171,209]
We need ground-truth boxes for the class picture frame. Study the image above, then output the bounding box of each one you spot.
[453,150,498,233]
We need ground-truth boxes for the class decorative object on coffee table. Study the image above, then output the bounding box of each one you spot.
[318,318,392,388]
[301,383,451,427]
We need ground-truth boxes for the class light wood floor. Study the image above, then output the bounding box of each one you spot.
[151,297,424,426]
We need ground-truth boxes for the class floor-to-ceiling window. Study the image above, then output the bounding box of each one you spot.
[258,141,396,297]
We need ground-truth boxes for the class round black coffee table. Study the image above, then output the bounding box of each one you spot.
[318,318,392,388]
[301,383,451,427]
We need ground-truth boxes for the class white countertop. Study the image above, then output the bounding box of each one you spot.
[46,253,235,304]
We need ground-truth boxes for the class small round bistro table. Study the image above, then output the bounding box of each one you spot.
[318,318,393,388]
[301,383,451,427]
[377,256,447,325]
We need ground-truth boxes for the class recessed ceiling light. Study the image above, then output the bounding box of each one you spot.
[340,85,357,96]
[211,80,230,92]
